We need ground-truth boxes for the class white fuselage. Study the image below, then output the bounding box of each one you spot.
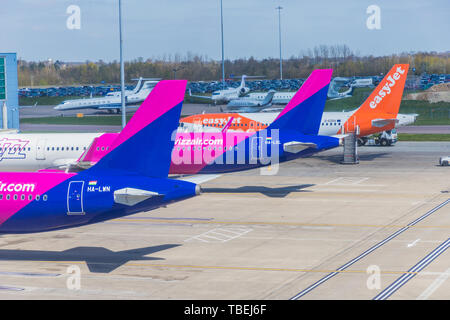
[0,112,416,172]
[54,81,158,111]
[0,133,103,171]
[247,92,296,105]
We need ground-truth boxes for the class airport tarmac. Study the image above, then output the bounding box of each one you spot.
[0,142,449,300]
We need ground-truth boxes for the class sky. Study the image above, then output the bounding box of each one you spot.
[1,0,449,62]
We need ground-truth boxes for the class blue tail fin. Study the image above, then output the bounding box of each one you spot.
[88,80,187,178]
[268,69,332,135]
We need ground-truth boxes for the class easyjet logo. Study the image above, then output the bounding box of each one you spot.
[0,181,36,192]
[202,117,242,125]
[369,66,406,109]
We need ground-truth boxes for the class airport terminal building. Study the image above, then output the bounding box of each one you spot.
[0,53,19,130]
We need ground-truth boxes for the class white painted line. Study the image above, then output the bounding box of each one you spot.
[184,227,253,243]
[407,239,421,248]
[374,238,450,300]
[416,268,450,300]
[291,199,450,300]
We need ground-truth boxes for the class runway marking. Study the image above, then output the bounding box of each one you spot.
[0,285,24,291]
[184,227,253,243]
[407,239,421,248]
[416,267,450,300]
[323,177,371,186]
[114,218,450,230]
[23,260,422,276]
[374,238,450,300]
[289,198,450,300]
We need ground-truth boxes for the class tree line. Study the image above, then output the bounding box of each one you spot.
[17,45,450,87]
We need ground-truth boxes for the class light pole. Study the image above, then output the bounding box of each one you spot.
[276,6,283,80]
[119,0,126,128]
[220,0,225,89]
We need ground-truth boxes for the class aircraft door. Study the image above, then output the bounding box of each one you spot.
[251,137,263,160]
[36,139,46,160]
[67,181,85,215]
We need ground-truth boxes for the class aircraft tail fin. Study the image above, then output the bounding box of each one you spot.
[268,69,332,135]
[87,80,187,178]
[262,90,276,106]
[342,64,409,133]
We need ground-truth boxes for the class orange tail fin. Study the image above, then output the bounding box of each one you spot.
[342,64,409,135]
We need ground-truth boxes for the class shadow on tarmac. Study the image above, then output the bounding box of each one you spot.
[0,244,180,273]
[201,184,314,198]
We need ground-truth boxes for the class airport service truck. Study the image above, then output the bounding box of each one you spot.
[358,129,398,146]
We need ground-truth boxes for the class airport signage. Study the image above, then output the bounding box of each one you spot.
[0,57,5,100]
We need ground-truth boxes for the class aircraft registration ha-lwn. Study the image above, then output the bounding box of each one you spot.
[0,69,340,175]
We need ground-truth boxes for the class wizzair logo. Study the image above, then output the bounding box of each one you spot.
[0,181,36,192]
[0,138,30,161]
[175,138,223,146]
[369,66,405,109]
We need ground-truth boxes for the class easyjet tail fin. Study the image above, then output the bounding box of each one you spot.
[343,64,409,133]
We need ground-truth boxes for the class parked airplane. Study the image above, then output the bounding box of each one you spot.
[226,90,276,112]
[0,80,206,234]
[79,69,339,174]
[0,69,339,175]
[54,78,160,113]
[180,64,410,139]
[188,75,258,104]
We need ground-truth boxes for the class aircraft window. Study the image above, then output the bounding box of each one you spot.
[96,147,100,151]
[71,147,74,151]
[6,195,10,200]
[101,147,105,151]
[57,147,59,151]
[28,147,31,151]
[84,147,87,150]
[13,195,18,200]
[28,194,32,201]
[43,195,48,201]
[36,195,40,201]
[0,194,3,200]
[106,147,109,150]
[52,147,55,151]
[21,195,25,201]
[76,147,79,151]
